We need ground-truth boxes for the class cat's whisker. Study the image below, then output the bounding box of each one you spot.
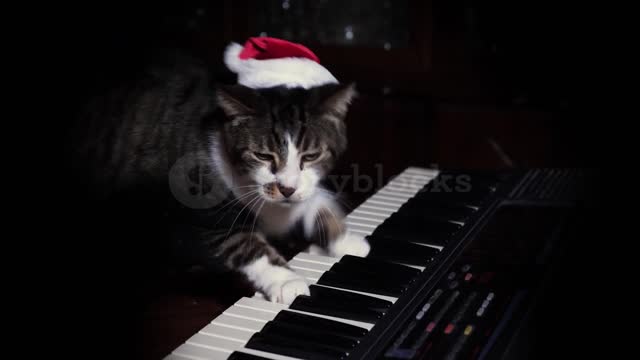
[249,198,266,242]
[210,190,261,227]
[219,194,260,236]
[240,192,264,231]
[221,192,262,244]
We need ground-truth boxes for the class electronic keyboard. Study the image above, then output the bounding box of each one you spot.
[164,166,593,360]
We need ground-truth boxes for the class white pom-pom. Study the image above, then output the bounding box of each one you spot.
[223,42,245,73]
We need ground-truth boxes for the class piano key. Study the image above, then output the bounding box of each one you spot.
[227,352,272,360]
[395,202,477,223]
[357,204,396,215]
[293,252,340,266]
[291,267,322,281]
[212,314,266,332]
[338,255,421,279]
[288,259,331,273]
[307,285,392,311]
[200,323,254,342]
[178,339,300,360]
[366,235,440,266]
[272,310,368,339]
[291,266,398,302]
[379,186,418,196]
[165,354,198,360]
[317,269,409,297]
[386,178,429,189]
[370,194,411,204]
[225,306,280,322]
[245,332,347,360]
[236,297,373,330]
[173,343,232,360]
[345,223,376,234]
[344,217,381,228]
[289,295,384,324]
[350,209,390,219]
[187,333,245,351]
[259,321,359,351]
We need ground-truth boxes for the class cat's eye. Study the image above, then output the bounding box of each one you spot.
[302,152,321,162]
[254,152,275,162]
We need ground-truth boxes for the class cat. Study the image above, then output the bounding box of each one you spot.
[70,52,370,304]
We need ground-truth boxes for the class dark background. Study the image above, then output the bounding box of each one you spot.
[47,1,601,359]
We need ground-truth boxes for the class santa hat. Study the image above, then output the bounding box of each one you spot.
[223,37,339,90]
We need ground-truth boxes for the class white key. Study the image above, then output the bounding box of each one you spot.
[367,194,407,204]
[230,299,373,330]
[345,220,377,229]
[345,215,380,227]
[312,283,397,303]
[358,204,396,214]
[288,259,331,272]
[386,179,426,190]
[225,306,274,322]
[366,198,405,208]
[291,267,323,281]
[199,323,254,342]
[351,209,389,219]
[186,333,244,351]
[172,343,232,360]
[345,223,374,234]
[380,186,418,196]
[175,341,301,360]
[294,253,340,265]
[377,189,414,199]
[211,314,265,332]
[165,354,198,360]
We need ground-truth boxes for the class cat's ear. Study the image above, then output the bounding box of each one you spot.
[215,84,264,118]
[308,82,357,119]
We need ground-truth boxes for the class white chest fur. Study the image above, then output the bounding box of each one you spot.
[257,192,337,237]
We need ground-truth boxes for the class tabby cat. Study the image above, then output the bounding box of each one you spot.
[72,52,369,304]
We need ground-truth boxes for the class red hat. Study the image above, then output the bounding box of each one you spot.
[224,37,338,89]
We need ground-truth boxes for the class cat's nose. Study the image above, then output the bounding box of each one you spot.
[276,183,296,198]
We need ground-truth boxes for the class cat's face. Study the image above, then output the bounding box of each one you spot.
[214,83,356,204]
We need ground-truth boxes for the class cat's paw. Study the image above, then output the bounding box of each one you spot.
[329,232,371,258]
[265,275,310,305]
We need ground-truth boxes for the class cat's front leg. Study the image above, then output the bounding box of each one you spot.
[219,232,309,304]
[307,207,371,258]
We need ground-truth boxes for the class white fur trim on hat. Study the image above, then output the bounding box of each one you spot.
[224,42,339,89]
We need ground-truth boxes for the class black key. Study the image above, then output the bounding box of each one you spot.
[369,229,451,247]
[395,201,477,223]
[366,235,440,266]
[339,255,421,280]
[318,268,409,297]
[309,284,392,312]
[227,352,270,360]
[246,332,347,360]
[273,310,368,339]
[290,295,385,324]
[373,217,462,246]
[413,191,489,209]
[260,321,358,351]
[324,263,412,284]
[381,216,463,234]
